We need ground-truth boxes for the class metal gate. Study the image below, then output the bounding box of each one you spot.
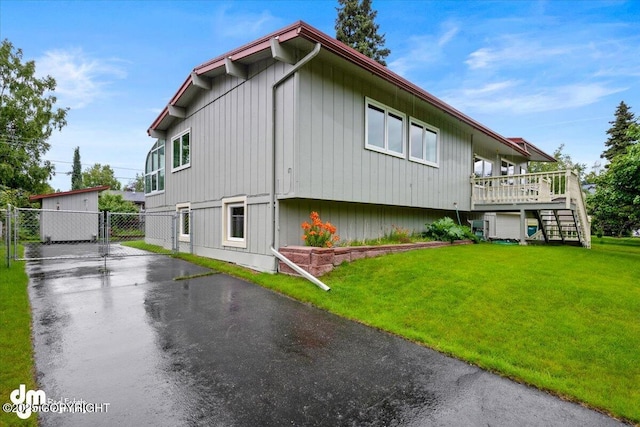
[7,206,177,261]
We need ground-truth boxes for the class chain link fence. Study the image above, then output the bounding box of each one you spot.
[7,207,177,261]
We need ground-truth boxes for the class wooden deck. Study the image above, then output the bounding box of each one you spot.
[471,170,591,248]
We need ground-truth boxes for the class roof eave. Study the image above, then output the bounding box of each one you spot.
[29,185,111,201]
[147,20,530,157]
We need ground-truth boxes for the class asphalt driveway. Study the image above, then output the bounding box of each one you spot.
[26,252,625,426]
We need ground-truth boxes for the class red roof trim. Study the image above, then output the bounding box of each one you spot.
[507,137,556,162]
[29,186,110,201]
[148,21,531,157]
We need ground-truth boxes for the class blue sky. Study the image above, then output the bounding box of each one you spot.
[2,0,639,192]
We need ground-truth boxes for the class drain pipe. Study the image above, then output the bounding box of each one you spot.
[270,247,330,291]
[269,41,329,291]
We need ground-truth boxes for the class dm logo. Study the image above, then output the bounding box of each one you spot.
[10,384,46,419]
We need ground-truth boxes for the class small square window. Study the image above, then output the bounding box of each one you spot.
[176,203,190,242]
[222,196,247,248]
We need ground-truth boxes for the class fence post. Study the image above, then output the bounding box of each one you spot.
[105,211,111,257]
[5,205,10,268]
[12,207,18,260]
[171,213,177,253]
[189,210,194,254]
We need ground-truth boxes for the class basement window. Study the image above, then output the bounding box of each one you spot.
[222,196,247,248]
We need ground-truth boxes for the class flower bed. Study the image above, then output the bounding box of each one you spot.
[278,240,472,277]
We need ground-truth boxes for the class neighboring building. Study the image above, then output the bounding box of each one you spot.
[29,186,109,243]
[105,190,146,211]
[145,21,589,272]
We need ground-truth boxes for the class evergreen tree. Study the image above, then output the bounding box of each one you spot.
[71,146,83,190]
[335,0,390,66]
[601,101,638,163]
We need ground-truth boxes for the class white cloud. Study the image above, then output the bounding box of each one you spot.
[465,37,569,70]
[213,6,281,39]
[444,82,626,114]
[37,49,127,109]
[388,22,459,77]
[438,23,459,47]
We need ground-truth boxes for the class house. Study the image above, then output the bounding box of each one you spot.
[145,21,589,273]
[28,186,109,243]
[105,190,146,211]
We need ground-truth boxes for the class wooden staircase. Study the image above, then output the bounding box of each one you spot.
[533,209,585,246]
[472,170,591,248]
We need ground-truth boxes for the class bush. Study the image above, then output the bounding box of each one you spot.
[424,217,478,243]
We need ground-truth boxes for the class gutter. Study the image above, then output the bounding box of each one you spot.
[269,41,329,291]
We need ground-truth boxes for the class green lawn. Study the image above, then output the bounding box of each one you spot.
[0,246,38,427]
[139,238,640,424]
[7,239,639,424]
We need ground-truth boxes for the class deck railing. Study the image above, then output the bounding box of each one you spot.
[471,170,591,247]
[471,170,576,208]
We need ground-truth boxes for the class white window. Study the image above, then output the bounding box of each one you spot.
[172,129,190,171]
[501,159,515,185]
[222,196,247,248]
[474,155,493,188]
[474,156,493,178]
[176,203,190,242]
[409,118,439,166]
[145,139,165,194]
[365,98,406,157]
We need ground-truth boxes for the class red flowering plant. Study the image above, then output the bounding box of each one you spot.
[301,211,339,248]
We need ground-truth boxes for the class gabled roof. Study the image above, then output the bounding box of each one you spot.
[29,186,110,201]
[148,20,532,158]
[507,138,556,162]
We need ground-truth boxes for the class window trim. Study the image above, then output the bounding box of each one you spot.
[408,117,439,167]
[171,128,191,172]
[176,202,190,242]
[364,97,406,158]
[473,155,494,188]
[500,158,516,185]
[145,139,165,195]
[222,196,247,249]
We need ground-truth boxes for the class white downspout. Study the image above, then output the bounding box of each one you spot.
[270,247,331,291]
[270,42,329,291]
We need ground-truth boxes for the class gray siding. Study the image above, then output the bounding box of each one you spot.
[146,57,292,211]
[279,199,475,247]
[291,59,474,211]
[145,46,512,270]
[40,193,100,242]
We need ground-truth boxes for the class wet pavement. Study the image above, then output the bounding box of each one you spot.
[26,252,625,426]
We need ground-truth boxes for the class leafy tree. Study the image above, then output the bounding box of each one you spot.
[82,163,121,190]
[98,192,137,213]
[583,161,602,185]
[601,101,637,163]
[589,143,640,236]
[335,0,390,65]
[0,39,68,201]
[124,173,144,192]
[628,122,640,140]
[71,146,83,190]
[529,144,587,181]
